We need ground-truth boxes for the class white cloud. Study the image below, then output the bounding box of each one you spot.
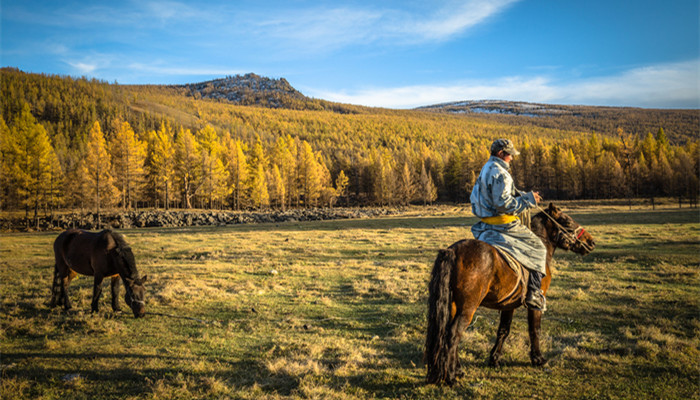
[126,62,246,78]
[310,60,700,109]
[66,61,98,75]
[410,0,521,41]
[254,0,521,52]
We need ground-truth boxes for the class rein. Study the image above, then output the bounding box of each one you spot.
[534,205,594,253]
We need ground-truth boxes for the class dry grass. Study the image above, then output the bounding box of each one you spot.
[1,205,698,399]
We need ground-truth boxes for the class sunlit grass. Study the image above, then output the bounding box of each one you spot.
[1,206,698,399]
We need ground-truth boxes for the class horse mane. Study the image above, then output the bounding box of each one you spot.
[104,229,129,249]
[528,210,550,242]
[103,229,139,281]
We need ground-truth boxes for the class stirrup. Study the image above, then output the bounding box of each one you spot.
[526,290,547,312]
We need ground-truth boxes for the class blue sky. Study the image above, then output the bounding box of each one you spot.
[2,0,698,109]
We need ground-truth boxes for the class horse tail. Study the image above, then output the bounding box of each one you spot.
[424,247,456,384]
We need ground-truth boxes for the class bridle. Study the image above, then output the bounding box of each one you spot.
[124,280,145,307]
[535,205,594,253]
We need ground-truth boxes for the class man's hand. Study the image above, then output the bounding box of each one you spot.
[533,191,542,204]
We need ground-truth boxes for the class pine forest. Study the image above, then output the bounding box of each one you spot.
[1,68,698,224]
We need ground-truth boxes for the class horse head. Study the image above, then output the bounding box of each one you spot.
[543,203,596,255]
[114,244,147,318]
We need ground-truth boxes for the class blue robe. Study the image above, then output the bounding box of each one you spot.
[470,156,547,275]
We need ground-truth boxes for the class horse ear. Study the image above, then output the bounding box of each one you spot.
[548,202,561,217]
[141,275,148,283]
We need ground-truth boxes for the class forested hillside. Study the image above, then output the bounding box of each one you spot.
[419,100,699,144]
[1,68,698,224]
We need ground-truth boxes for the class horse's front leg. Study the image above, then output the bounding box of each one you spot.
[527,309,546,366]
[50,266,61,307]
[92,276,104,313]
[489,309,514,367]
[110,276,121,312]
[60,274,74,310]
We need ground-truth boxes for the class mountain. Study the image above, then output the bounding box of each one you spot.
[170,73,360,114]
[176,73,307,108]
[417,100,699,144]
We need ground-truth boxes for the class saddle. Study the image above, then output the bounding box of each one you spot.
[494,247,529,306]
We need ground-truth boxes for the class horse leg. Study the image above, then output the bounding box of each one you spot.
[489,309,515,367]
[528,309,547,366]
[91,275,104,313]
[60,271,77,310]
[50,265,62,307]
[110,276,121,312]
[446,303,478,384]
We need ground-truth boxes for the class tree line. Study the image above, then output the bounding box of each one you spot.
[1,69,698,225]
[2,101,698,225]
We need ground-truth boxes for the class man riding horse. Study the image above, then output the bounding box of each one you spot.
[470,139,547,311]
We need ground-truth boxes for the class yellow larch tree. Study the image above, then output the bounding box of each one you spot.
[82,120,118,215]
[109,120,146,209]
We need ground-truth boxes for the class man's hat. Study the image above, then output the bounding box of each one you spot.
[491,139,520,156]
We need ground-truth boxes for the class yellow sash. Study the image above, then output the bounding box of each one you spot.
[480,214,519,225]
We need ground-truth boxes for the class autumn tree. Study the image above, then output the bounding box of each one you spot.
[0,116,14,209]
[174,127,201,208]
[418,161,437,205]
[82,120,118,217]
[146,122,176,209]
[267,164,286,208]
[396,162,415,205]
[298,141,322,207]
[109,120,146,208]
[7,104,61,226]
[271,135,297,209]
[334,170,349,207]
[222,134,249,210]
[196,124,229,208]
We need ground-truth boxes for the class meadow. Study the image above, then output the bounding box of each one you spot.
[1,204,698,399]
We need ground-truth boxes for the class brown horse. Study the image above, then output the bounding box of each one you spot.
[50,229,147,318]
[424,203,596,384]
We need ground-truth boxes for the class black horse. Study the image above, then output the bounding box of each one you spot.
[424,203,596,384]
[50,229,147,317]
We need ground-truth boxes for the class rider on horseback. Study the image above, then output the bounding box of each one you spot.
[470,139,547,311]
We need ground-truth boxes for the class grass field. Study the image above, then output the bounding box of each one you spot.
[1,205,698,399]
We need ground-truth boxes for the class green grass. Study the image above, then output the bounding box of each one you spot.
[1,206,698,399]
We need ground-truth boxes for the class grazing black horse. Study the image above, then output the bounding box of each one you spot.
[51,229,147,318]
[424,203,596,384]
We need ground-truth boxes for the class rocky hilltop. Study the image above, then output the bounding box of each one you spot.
[177,73,311,109]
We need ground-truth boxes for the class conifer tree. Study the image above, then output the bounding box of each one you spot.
[196,124,229,209]
[249,163,269,209]
[272,135,297,210]
[247,139,269,209]
[298,141,322,207]
[318,161,336,207]
[0,116,14,210]
[175,127,201,208]
[222,134,249,210]
[82,120,118,217]
[396,162,415,205]
[334,170,349,207]
[419,161,437,205]
[147,122,176,209]
[370,148,396,206]
[268,164,286,209]
[109,120,146,209]
[10,104,59,226]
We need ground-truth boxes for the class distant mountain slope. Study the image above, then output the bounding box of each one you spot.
[418,100,699,144]
[172,73,361,114]
[176,73,308,108]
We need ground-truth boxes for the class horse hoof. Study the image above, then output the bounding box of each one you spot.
[530,356,547,366]
[488,358,501,368]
